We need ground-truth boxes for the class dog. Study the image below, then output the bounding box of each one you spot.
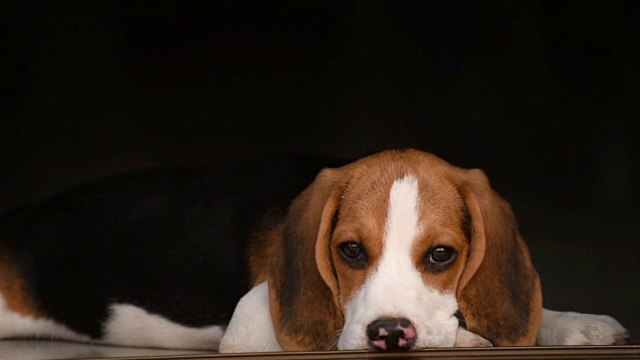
[0,148,630,352]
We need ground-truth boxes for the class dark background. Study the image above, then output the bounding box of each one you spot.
[2,1,639,339]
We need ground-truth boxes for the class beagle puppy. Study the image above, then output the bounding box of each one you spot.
[0,148,629,352]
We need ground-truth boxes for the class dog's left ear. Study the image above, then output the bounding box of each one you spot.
[456,169,543,346]
[267,166,347,351]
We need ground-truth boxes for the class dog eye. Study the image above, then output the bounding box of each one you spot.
[337,242,367,269]
[425,246,457,273]
[429,246,456,264]
[339,242,362,258]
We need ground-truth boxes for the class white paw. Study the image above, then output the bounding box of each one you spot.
[574,314,630,345]
[454,327,493,347]
[538,310,630,346]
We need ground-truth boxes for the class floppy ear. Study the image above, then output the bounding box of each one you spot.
[456,169,542,346]
[267,167,346,351]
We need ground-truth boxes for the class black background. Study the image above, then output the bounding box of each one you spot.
[2,1,639,339]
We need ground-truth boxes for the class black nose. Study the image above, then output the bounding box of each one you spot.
[366,317,416,351]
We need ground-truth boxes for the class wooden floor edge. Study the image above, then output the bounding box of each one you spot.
[76,345,640,360]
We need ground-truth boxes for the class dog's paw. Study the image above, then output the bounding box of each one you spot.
[454,327,493,347]
[573,313,630,345]
[538,310,630,346]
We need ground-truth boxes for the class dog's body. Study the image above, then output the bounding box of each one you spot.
[0,149,629,352]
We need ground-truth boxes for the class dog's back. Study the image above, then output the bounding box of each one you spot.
[0,153,347,348]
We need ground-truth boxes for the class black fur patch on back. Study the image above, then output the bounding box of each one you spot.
[1,153,349,338]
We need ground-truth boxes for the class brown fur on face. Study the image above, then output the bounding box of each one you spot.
[265,148,542,350]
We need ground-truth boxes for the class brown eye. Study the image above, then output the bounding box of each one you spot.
[425,246,457,273]
[338,242,367,269]
[339,242,361,258]
[430,247,456,264]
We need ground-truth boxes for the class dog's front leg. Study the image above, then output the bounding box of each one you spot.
[219,281,283,353]
[454,326,493,347]
[536,308,630,345]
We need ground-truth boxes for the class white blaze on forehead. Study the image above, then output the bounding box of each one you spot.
[337,174,459,350]
[385,175,421,257]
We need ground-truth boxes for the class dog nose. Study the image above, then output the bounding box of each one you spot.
[366,317,416,351]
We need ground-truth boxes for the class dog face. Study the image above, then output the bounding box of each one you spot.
[267,149,542,351]
[329,173,470,350]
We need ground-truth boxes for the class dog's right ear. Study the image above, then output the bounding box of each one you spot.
[455,168,542,346]
[267,166,347,351]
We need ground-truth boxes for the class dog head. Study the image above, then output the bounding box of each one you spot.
[267,148,542,351]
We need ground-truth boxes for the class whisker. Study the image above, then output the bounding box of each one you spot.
[328,329,342,350]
